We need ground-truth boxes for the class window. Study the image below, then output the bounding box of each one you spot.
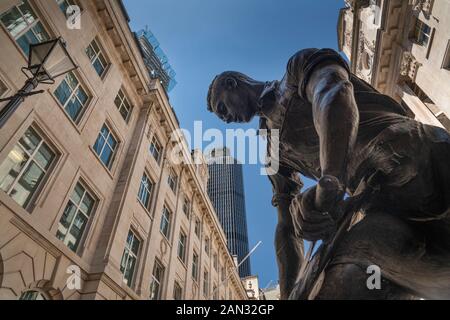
[182,197,190,217]
[0,0,50,56]
[54,71,90,123]
[149,136,162,163]
[213,253,218,271]
[443,41,450,70]
[177,230,187,263]
[93,124,118,169]
[160,206,171,239]
[138,173,153,210]
[192,251,199,281]
[114,88,132,122]
[167,169,178,193]
[86,38,108,77]
[173,281,183,300]
[56,182,95,252]
[149,259,165,300]
[213,283,218,300]
[204,237,210,256]
[55,0,77,16]
[120,230,140,287]
[412,18,431,46]
[194,218,201,238]
[203,270,209,297]
[0,127,55,208]
[19,290,46,300]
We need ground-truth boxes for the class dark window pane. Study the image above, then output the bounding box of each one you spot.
[19,128,41,154]
[76,87,88,105]
[93,59,105,76]
[35,144,54,170]
[100,145,113,167]
[93,135,105,156]
[65,97,82,121]
[54,79,72,106]
[11,161,44,206]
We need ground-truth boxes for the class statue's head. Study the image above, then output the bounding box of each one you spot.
[207,71,262,123]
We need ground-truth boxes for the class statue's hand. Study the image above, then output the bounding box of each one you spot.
[289,185,338,242]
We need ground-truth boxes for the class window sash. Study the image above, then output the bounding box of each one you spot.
[86,39,108,77]
[54,72,89,123]
[0,128,55,208]
[177,232,186,262]
[192,253,199,280]
[160,207,171,238]
[149,260,164,300]
[56,182,94,252]
[120,230,140,286]
[93,125,118,168]
[149,137,162,162]
[114,89,132,121]
[0,1,50,55]
[138,174,152,209]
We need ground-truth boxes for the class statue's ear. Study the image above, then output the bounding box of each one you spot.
[225,77,237,90]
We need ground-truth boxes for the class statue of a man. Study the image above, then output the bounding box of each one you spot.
[207,48,450,300]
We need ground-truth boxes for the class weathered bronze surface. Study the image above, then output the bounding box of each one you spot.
[207,48,450,300]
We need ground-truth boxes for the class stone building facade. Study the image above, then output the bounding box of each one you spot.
[0,0,247,300]
[338,0,450,130]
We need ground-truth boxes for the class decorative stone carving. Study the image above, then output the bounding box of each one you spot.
[346,0,371,10]
[400,51,422,81]
[411,0,434,16]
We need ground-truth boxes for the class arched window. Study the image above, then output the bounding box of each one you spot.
[19,290,47,300]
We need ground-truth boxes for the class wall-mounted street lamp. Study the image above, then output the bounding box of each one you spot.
[0,37,78,129]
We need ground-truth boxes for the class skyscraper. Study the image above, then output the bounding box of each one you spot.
[207,148,251,277]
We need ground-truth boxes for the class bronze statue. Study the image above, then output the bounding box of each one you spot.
[207,48,450,300]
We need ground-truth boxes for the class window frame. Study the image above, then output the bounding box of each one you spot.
[0,0,51,57]
[149,135,162,164]
[55,181,96,253]
[85,38,109,78]
[160,206,172,239]
[149,259,165,300]
[173,281,183,300]
[138,172,153,211]
[114,88,133,123]
[182,196,190,217]
[194,217,201,238]
[93,123,119,170]
[203,269,209,297]
[0,126,57,209]
[53,71,91,124]
[412,18,432,47]
[119,229,141,287]
[177,229,187,263]
[167,168,178,194]
[192,251,199,282]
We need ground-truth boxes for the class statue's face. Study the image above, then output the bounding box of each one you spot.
[210,78,257,124]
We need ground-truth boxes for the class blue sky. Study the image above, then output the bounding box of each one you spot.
[124,0,344,288]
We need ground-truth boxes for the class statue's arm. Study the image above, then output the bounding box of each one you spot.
[304,61,359,187]
[268,169,304,299]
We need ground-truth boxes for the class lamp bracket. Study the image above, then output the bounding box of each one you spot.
[0,90,45,102]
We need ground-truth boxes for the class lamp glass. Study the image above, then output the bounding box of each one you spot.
[28,38,77,81]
